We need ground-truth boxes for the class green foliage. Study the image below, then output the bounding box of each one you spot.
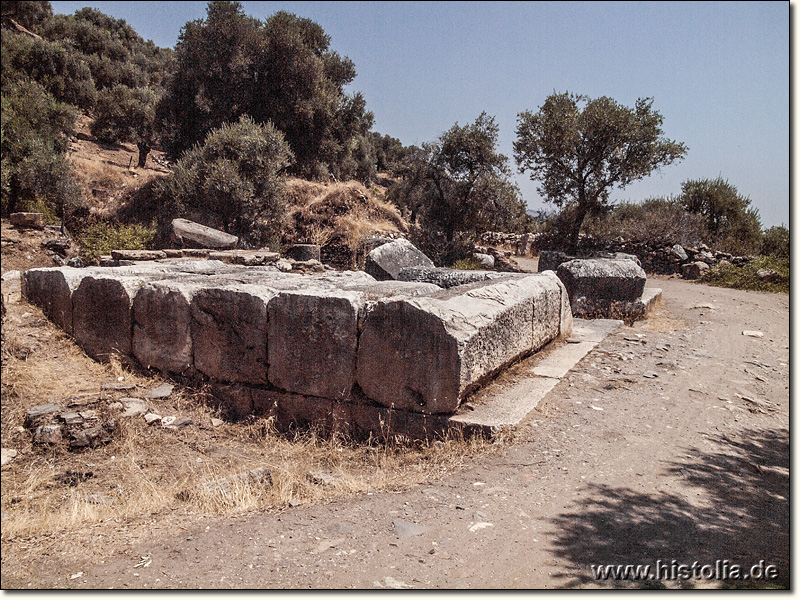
[152,115,293,248]
[78,221,155,264]
[370,132,411,174]
[1,1,53,32]
[679,177,762,255]
[514,92,687,253]
[159,2,371,179]
[41,7,175,92]
[583,196,705,246]
[90,84,160,166]
[760,225,789,259]
[389,112,528,244]
[1,30,97,108]
[1,79,83,218]
[451,257,484,270]
[699,255,789,294]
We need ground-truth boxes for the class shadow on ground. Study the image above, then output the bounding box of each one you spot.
[548,428,789,589]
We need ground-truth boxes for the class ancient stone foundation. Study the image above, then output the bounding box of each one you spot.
[22,260,572,440]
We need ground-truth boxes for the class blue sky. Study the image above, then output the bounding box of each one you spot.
[50,1,789,228]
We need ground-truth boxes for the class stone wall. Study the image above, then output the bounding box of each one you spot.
[22,260,572,436]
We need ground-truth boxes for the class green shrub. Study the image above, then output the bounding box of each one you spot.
[151,115,293,248]
[679,177,762,255]
[583,197,705,246]
[699,255,789,294]
[760,225,789,259]
[451,257,484,270]
[78,222,155,264]
[1,79,83,218]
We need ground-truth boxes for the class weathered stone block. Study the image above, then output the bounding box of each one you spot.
[191,284,275,384]
[133,280,204,373]
[556,258,646,303]
[22,267,92,335]
[72,274,152,360]
[356,274,564,414]
[397,266,516,289]
[682,261,710,280]
[364,239,434,281]
[171,218,238,249]
[111,249,167,261]
[268,290,363,399]
[538,250,575,273]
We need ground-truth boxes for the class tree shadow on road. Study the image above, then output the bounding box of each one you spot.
[548,428,789,589]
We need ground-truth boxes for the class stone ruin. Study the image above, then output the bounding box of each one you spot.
[21,246,574,440]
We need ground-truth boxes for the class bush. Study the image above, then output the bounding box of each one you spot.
[760,225,789,259]
[679,177,762,255]
[583,197,705,247]
[78,222,155,264]
[1,79,83,218]
[2,31,98,109]
[699,255,789,294]
[151,115,293,248]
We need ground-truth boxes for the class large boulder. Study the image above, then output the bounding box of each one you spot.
[170,218,238,249]
[10,212,45,229]
[364,239,434,281]
[356,274,567,414]
[682,261,710,280]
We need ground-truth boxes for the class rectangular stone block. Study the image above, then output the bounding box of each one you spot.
[356,274,564,414]
[540,270,573,339]
[22,267,92,335]
[132,279,205,374]
[556,258,646,303]
[191,284,275,384]
[72,273,152,360]
[267,290,364,400]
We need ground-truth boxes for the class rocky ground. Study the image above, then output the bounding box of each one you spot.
[1,247,789,588]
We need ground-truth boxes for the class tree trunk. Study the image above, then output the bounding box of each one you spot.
[567,202,589,255]
[137,141,151,168]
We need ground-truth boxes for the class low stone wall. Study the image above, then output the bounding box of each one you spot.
[22,260,572,437]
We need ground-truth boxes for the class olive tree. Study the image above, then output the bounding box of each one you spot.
[514,92,687,253]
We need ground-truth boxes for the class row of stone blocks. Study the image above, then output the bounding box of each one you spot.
[22,260,572,434]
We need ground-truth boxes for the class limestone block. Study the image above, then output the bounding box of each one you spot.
[556,258,646,303]
[110,249,167,261]
[190,284,275,384]
[268,290,364,399]
[682,261,710,280]
[338,279,440,300]
[171,218,238,249]
[397,266,516,289]
[132,279,205,373]
[22,267,93,335]
[356,274,563,414]
[364,238,434,281]
[541,270,573,338]
[72,274,152,360]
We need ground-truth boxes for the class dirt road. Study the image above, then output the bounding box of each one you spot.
[1,276,789,589]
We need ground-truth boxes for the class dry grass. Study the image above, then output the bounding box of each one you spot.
[285,181,407,250]
[1,295,496,548]
[634,296,687,333]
